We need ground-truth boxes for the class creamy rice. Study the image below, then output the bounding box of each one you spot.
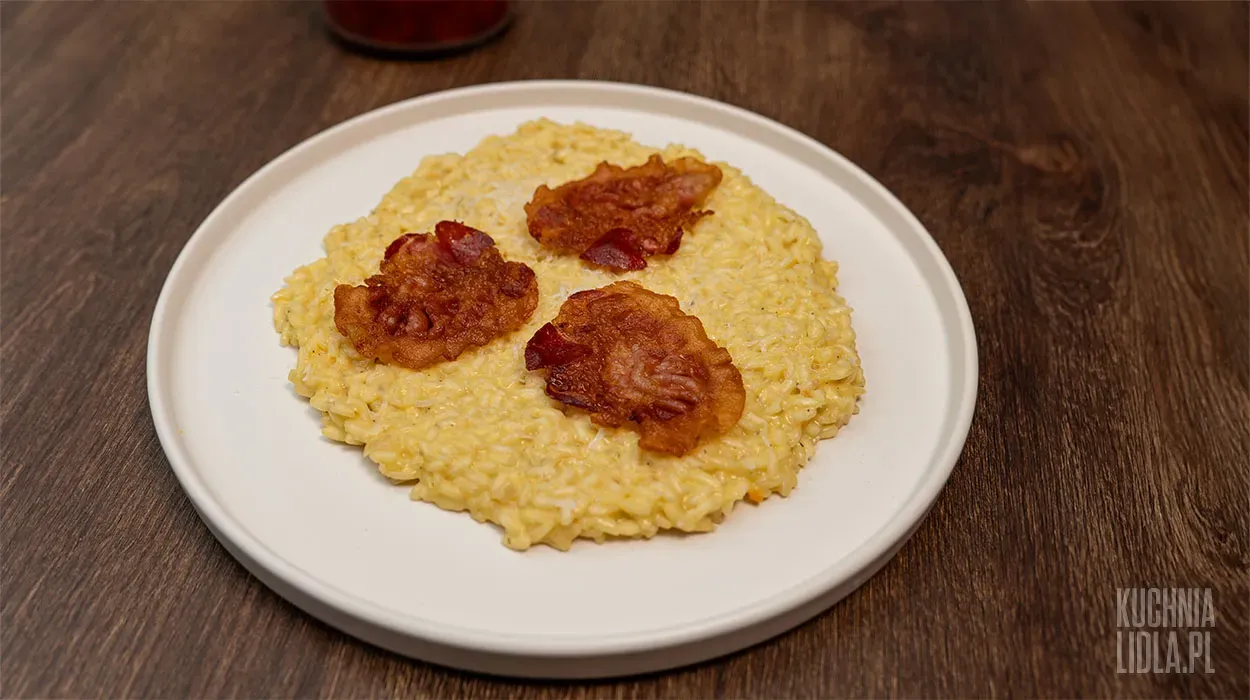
[271,120,865,550]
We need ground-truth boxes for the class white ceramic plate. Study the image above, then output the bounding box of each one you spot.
[147,81,977,678]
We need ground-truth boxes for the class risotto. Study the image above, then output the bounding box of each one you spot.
[271,119,865,550]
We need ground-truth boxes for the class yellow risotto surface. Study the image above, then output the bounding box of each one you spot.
[271,120,864,550]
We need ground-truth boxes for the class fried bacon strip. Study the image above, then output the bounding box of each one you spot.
[334,221,538,370]
[524,155,723,271]
[525,282,745,456]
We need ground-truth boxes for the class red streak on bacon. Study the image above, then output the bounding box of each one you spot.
[525,323,592,370]
[579,228,648,271]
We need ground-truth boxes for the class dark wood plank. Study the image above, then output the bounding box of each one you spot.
[1,2,1246,697]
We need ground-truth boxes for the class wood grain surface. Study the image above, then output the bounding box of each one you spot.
[2,2,1247,697]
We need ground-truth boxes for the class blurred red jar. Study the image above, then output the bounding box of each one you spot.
[324,0,511,56]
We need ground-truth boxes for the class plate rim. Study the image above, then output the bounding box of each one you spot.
[146,79,978,669]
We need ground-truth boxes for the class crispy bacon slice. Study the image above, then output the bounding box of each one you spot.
[524,155,723,271]
[525,282,745,456]
[334,221,538,370]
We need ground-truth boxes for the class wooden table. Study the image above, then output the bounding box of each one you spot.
[3,2,1247,697]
